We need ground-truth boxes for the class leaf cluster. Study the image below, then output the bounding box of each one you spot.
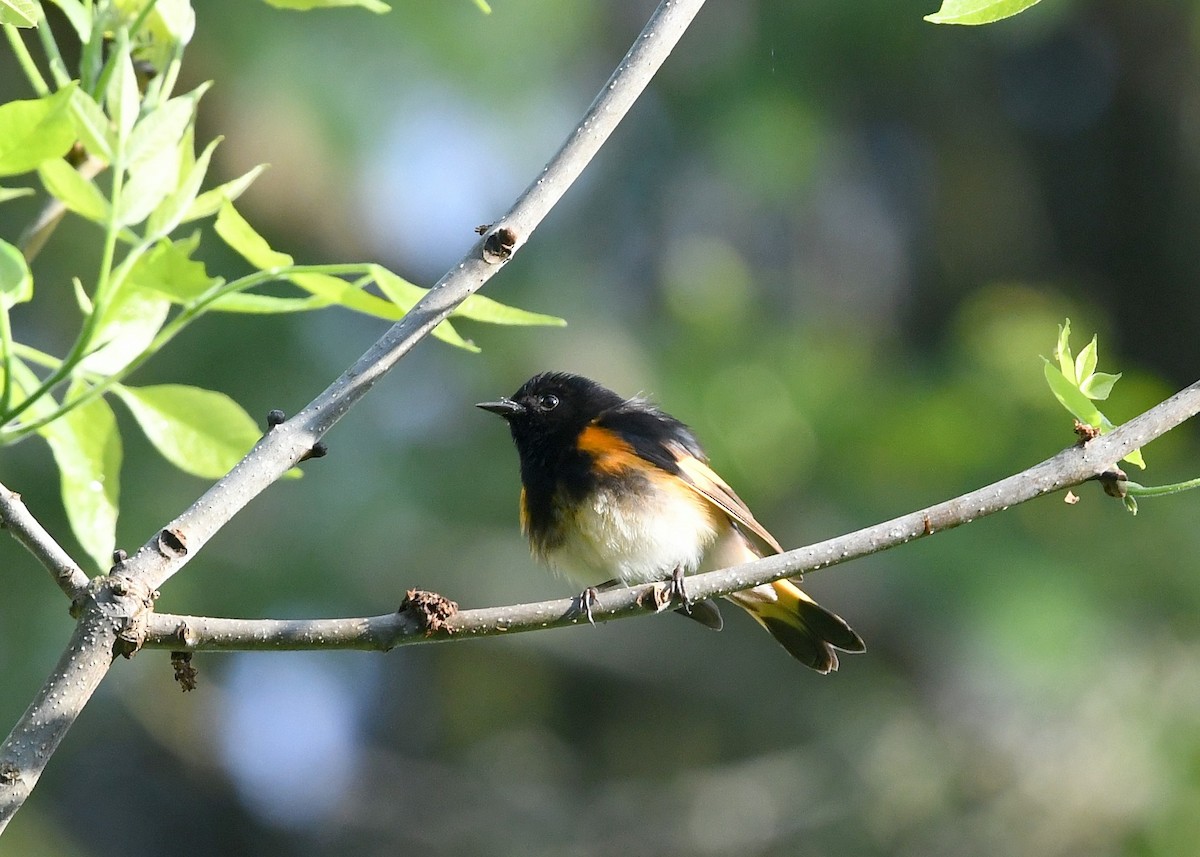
[0,0,562,571]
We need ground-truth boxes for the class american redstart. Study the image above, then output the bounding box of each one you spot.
[478,372,864,673]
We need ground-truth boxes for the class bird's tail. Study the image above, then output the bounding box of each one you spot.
[727,579,865,673]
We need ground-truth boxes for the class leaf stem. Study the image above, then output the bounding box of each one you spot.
[1124,477,1200,498]
[34,11,72,89]
[0,304,13,415]
[2,24,49,96]
[2,148,137,433]
[0,264,378,442]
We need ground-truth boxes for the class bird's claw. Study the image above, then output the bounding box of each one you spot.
[669,566,691,614]
[576,586,600,625]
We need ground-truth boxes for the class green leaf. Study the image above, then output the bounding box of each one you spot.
[38,382,121,573]
[0,186,35,203]
[145,134,220,239]
[370,265,562,345]
[7,353,53,417]
[129,233,221,302]
[69,88,114,163]
[72,276,91,313]
[1079,371,1121,402]
[1055,319,1074,383]
[79,284,171,375]
[213,201,291,269]
[291,271,399,317]
[105,33,140,144]
[118,140,181,226]
[113,383,260,479]
[38,157,111,223]
[369,264,423,305]
[472,0,492,13]
[371,266,478,352]
[181,163,266,224]
[1042,358,1103,427]
[454,292,566,327]
[208,292,332,313]
[262,0,390,11]
[46,0,92,41]
[0,85,79,177]
[0,238,32,309]
[1124,447,1146,470]
[424,316,478,352]
[924,0,1042,25]
[126,84,208,169]
[117,90,204,227]
[1074,335,1098,387]
[0,0,39,27]
[117,0,195,68]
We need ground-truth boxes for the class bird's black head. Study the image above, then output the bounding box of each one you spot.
[477,372,623,454]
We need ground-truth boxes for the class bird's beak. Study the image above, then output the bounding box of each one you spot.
[476,397,525,418]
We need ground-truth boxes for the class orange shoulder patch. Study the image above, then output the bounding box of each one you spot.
[577,424,644,475]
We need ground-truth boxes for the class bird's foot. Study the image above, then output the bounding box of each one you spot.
[575,586,600,625]
[668,566,691,614]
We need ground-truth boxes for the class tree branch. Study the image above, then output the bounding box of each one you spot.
[0,0,708,831]
[0,576,155,833]
[141,379,1200,654]
[0,481,90,601]
[117,0,708,595]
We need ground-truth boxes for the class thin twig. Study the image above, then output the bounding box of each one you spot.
[0,482,90,601]
[141,379,1200,653]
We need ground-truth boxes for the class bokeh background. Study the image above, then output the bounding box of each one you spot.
[3,0,1200,854]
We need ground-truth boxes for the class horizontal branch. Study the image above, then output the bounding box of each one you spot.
[143,378,1200,654]
[0,481,90,601]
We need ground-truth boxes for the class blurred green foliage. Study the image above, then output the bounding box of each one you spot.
[2,0,1200,855]
[0,0,562,572]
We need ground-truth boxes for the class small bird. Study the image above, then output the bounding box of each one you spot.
[477,371,864,672]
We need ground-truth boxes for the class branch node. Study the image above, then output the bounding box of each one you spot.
[173,621,196,648]
[636,581,673,613]
[482,226,518,264]
[0,762,19,785]
[1097,467,1129,499]
[114,614,147,660]
[156,527,188,558]
[266,408,287,428]
[1074,419,1101,442]
[399,589,459,636]
[299,441,328,462]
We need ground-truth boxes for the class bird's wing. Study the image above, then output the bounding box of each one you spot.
[667,443,784,556]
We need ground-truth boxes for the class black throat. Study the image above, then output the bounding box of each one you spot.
[513,426,596,545]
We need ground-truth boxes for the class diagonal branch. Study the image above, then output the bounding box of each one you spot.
[0,0,709,833]
[119,0,709,595]
[0,481,90,601]
[141,379,1200,654]
[0,575,155,832]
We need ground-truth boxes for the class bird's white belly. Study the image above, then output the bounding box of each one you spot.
[545,482,720,586]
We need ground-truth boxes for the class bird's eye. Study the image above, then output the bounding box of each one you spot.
[538,394,559,411]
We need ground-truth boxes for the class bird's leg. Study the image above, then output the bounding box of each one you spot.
[668,566,691,614]
[575,586,601,625]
